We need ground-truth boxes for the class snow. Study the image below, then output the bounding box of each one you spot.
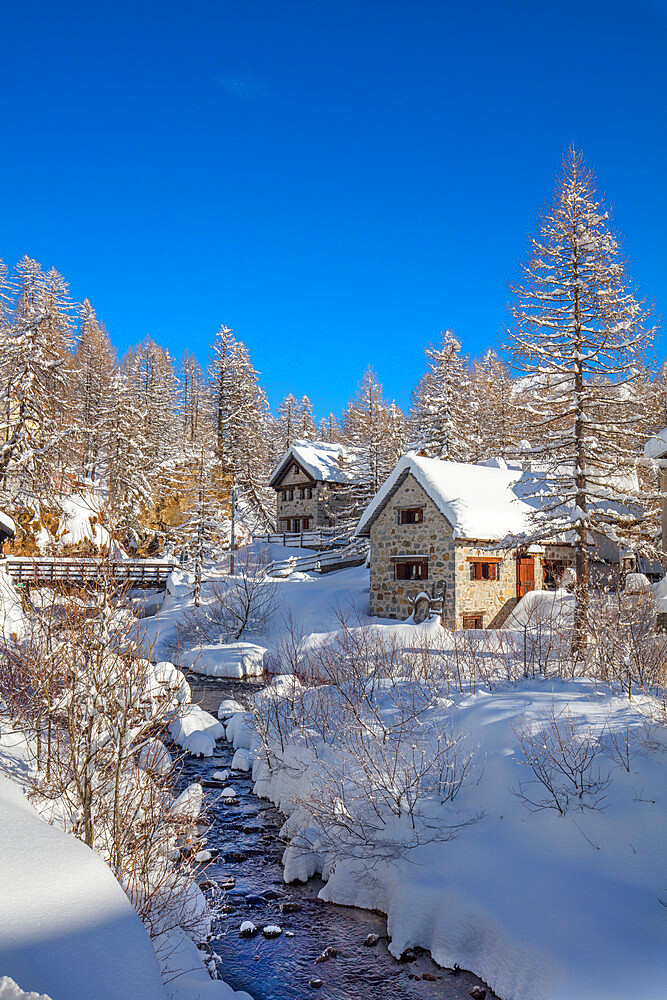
[180,641,266,678]
[502,587,575,630]
[231,748,251,771]
[218,698,246,720]
[165,568,194,598]
[154,926,252,1000]
[168,783,203,819]
[356,452,534,540]
[56,491,111,550]
[228,670,667,1000]
[0,567,25,641]
[0,509,16,537]
[0,768,166,1000]
[624,572,651,593]
[643,426,667,460]
[268,439,360,486]
[169,704,225,752]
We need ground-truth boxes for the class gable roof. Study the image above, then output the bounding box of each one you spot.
[355,453,534,540]
[269,439,361,488]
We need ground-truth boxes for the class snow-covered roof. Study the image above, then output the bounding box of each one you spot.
[356,453,534,540]
[269,440,361,487]
[0,510,16,537]
[643,428,667,460]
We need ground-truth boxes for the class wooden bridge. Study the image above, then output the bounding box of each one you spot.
[3,558,176,590]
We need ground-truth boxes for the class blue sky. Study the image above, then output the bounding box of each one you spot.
[1,1,665,416]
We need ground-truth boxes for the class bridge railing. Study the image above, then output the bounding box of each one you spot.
[3,558,176,589]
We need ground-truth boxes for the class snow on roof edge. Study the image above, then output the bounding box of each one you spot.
[0,510,16,537]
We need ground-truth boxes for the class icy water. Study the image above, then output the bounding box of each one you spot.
[181,676,497,1000]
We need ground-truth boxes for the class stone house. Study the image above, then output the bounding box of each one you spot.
[269,440,361,532]
[356,454,576,629]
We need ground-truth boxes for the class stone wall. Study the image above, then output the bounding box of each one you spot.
[368,477,456,623]
[367,471,578,628]
[453,541,518,628]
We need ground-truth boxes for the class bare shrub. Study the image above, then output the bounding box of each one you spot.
[513,707,610,814]
[179,551,280,645]
[586,589,666,700]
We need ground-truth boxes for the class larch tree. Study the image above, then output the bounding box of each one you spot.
[298,395,316,439]
[73,299,117,481]
[508,146,656,649]
[178,350,207,450]
[277,393,299,451]
[410,330,471,461]
[0,257,75,493]
[343,367,398,515]
[468,349,521,462]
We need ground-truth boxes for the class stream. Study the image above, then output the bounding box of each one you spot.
[181,675,496,1000]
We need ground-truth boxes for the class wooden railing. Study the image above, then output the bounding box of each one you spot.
[252,529,350,550]
[3,558,176,590]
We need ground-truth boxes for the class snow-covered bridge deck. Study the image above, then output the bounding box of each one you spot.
[3,557,176,590]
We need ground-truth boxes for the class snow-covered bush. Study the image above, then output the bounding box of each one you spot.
[178,551,280,645]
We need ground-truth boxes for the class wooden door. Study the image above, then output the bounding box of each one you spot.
[516,556,535,598]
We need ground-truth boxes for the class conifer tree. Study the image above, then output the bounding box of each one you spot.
[277,393,299,451]
[298,395,316,439]
[342,367,400,515]
[410,331,471,461]
[73,299,116,481]
[508,147,656,648]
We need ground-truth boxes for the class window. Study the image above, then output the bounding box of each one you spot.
[395,559,428,581]
[305,487,313,499]
[302,517,311,530]
[287,489,294,501]
[298,488,305,499]
[292,464,299,475]
[462,614,483,630]
[280,490,287,502]
[470,561,498,581]
[399,507,424,525]
[542,559,570,590]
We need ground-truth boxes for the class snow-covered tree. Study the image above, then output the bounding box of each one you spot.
[209,325,273,525]
[410,330,471,461]
[72,299,116,481]
[342,367,402,515]
[508,147,657,647]
[298,394,316,439]
[178,350,207,449]
[277,393,299,451]
[468,349,521,463]
[0,257,75,493]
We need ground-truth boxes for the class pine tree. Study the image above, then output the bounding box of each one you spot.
[468,350,521,463]
[508,147,656,648]
[410,331,471,461]
[100,370,152,541]
[178,350,207,449]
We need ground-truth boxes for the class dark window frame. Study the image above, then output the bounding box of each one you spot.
[470,561,498,582]
[394,559,429,581]
[462,614,484,630]
[399,507,424,525]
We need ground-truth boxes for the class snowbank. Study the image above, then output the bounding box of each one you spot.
[0,568,25,642]
[230,678,666,1000]
[180,641,266,678]
[0,771,166,1000]
[57,492,111,550]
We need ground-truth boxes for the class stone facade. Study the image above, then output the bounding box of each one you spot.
[367,472,576,629]
[274,461,350,530]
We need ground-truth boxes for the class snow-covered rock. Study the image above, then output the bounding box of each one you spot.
[183,731,216,757]
[180,642,266,679]
[231,748,251,772]
[217,698,245,721]
[625,572,651,593]
[169,705,224,751]
[168,783,203,819]
[137,739,173,776]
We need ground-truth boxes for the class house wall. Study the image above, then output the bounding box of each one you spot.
[368,477,456,623]
[367,471,578,628]
[274,462,353,529]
